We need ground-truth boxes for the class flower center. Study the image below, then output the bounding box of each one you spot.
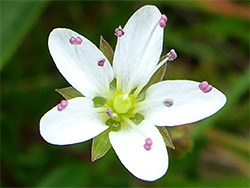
[101,90,143,129]
[113,94,132,114]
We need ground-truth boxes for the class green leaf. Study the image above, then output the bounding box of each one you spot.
[37,163,89,187]
[157,127,175,149]
[55,87,84,100]
[91,128,111,162]
[99,35,114,64]
[0,1,49,70]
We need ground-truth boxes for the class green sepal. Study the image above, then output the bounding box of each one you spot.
[137,56,168,100]
[168,126,193,157]
[157,127,175,149]
[92,96,106,108]
[109,78,117,94]
[99,35,114,65]
[55,87,84,100]
[143,61,167,92]
[91,128,111,162]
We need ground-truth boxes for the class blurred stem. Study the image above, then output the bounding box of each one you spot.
[209,144,249,175]
[0,1,49,70]
[206,129,249,155]
[191,66,250,139]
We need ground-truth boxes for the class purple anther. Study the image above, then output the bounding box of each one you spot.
[159,14,168,28]
[106,108,113,117]
[57,100,68,111]
[98,59,105,67]
[199,81,213,93]
[69,37,76,44]
[198,81,208,90]
[163,99,173,107]
[115,27,124,37]
[75,37,82,45]
[144,144,151,151]
[69,36,82,45]
[167,49,177,61]
[57,104,64,111]
[145,138,153,146]
[159,19,166,28]
[144,138,153,151]
[161,14,168,23]
[203,85,212,93]
[60,100,68,107]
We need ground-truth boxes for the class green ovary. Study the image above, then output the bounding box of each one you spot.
[104,92,143,128]
[113,94,132,114]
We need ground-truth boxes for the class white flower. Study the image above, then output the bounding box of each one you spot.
[40,5,226,181]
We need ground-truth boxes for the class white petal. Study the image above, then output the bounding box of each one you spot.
[109,121,168,181]
[113,5,164,93]
[40,97,108,145]
[48,28,114,99]
[137,80,227,126]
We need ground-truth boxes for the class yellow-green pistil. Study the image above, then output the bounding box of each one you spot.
[105,91,137,123]
[113,94,132,114]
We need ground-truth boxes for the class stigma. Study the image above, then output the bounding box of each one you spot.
[166,49,177,61]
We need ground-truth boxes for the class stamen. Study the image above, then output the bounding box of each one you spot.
[167,49,177,61]
[57,105,64,111]
[159,14,168,28]
[144,144,151,151]
[199,81,208,90]
[145,138,153,146]
[203,85,212,93]
[69,37,76,44]
[122,116,153,151]
[69,36,82,45]
[161,14,168,22]
[98,59,105,67]
[60,100,68,107]
[199,81,213,93]
[115,27,124,37]
[57,100,68,111]
[159,19,166,28]
[132,49,177,98]
[106,108,113,117]
[75,37,82,45]
[163,99,173,107]
[144,138,153,151]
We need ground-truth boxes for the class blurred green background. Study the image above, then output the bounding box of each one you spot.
[1,1,249,187]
